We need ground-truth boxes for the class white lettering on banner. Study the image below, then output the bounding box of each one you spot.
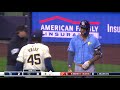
[76,26,80,31]
[41,24,73,31]
[75,25,99,32]
[61,25,64,31]
[90,26,98,32]
[41,25,99,32]
[107,24,120,33]
[51,25,54,30]
[43,31,99,38]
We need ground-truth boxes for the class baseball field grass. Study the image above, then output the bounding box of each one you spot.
[0,57,120,78]
[0,57,120,72]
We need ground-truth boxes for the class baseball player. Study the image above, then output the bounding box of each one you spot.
[67,20,102,73]
[15,30,54,72]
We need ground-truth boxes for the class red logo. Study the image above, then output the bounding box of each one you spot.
[39,16,100,25]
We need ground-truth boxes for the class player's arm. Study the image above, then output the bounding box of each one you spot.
[89,38,103,64]
[15,46,25,71]
[43,46,54,72]
[67,38,75,72]
[44,57,54,72]
[88,38,102,64]
[82,45,102,70]
[15,61,23,71]
[68,51,75,72]
[89,45,102,64]
[9,42,20,61]
[82,37,103,70]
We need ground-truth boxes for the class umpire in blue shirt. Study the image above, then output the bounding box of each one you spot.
[67,20,102,73]
[7,25,28,71]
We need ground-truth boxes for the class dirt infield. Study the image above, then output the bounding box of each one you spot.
[0,42,120,65]
[0,43,8,57]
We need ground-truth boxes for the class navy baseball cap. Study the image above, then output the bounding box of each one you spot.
[80,20,90,29]
[31,30,44,39]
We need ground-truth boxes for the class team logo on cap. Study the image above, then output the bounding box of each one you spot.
[33,35,36,37]
[81,21,85,25]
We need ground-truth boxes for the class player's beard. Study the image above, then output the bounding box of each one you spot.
[81,31,89,38]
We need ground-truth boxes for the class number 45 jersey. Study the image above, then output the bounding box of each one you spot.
[16,43,51,71]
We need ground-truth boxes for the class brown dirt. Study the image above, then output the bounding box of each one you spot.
[0,43,120,65]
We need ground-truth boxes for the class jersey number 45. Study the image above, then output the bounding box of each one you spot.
[27,54,41,65]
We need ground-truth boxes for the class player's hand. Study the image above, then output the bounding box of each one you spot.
[82,61,91,70]
[78,64,83,68]
[68,68,72,72]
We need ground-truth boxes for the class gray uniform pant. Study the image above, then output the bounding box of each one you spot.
[74,64,96,78]
[75,64,96,72]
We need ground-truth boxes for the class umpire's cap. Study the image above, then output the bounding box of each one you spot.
[16,25,28,33]
[80,20,90,29]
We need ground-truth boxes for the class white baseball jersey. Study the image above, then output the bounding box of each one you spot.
[16,43,51,71]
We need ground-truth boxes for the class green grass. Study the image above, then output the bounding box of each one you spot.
[0,57,120,72]
[52,60,120,72]
[52,60,120,78]
[0,57,7,71]
[0,57,120,78]
[95,64,120,72]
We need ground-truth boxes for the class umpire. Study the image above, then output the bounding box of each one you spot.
[7,25,28,71]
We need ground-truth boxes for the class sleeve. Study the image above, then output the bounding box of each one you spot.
[44,46,51,59]
[68,51,75,67]
[11,48,19,55]
[9,42,20,61]
[16,46,25,63]
[44,58,54,72]
[67,38,75,52]
[94,37,101,48]
[15,61,23,71]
